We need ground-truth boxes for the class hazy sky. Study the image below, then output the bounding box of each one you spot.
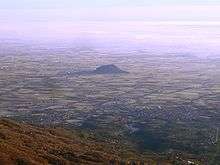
[0,0,220,22]
[0,0,220,9]
[0,1,220,57]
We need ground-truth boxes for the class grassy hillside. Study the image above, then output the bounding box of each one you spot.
[0,118,121,164]
[0,118,174,165]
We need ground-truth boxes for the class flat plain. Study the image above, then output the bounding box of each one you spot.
[0,40,220,164]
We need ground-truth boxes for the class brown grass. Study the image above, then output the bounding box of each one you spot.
[0,118,120,165]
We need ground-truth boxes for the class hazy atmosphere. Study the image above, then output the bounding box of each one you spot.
[0,0,220,164]
[1,0,220,58]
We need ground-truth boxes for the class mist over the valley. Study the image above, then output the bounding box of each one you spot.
[1,21,220,59]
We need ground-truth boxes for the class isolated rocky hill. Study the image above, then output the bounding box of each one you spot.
[92,65,129,74]
[63,64,129,76]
